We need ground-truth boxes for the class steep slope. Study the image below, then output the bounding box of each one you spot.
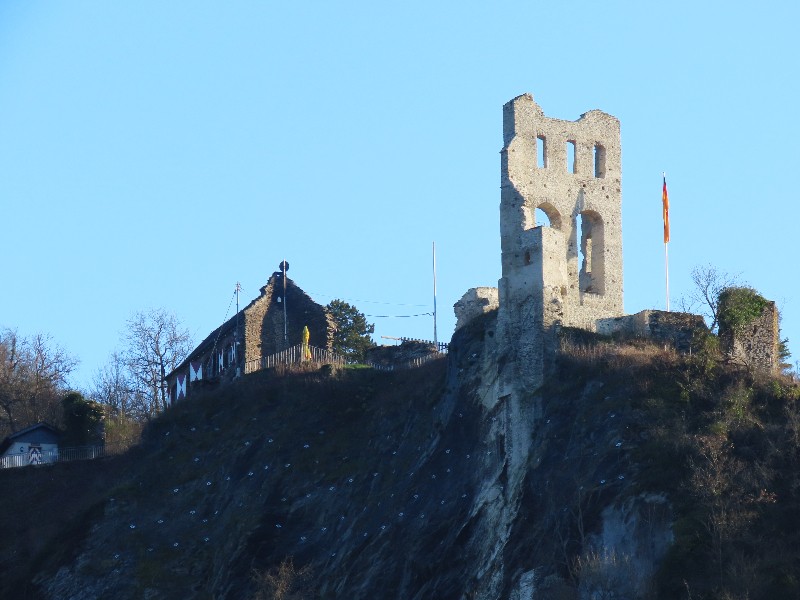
[2,311,800,599]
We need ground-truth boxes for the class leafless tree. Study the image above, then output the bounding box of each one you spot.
[0,329,77,435]
[122,309,192,418]
[678,264,740,332]
[90,351,137,416]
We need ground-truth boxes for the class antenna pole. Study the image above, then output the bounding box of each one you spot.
[235,282,241,373]
[432,241,438,347]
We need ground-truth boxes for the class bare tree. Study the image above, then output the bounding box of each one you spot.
[122,309,192,418]
[90,351,137,416]
[0,329,77,435]
[679,265,740,332]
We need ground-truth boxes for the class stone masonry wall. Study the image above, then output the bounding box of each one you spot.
[719,301,779,373]
[495,93,623,396]
[454,287,499,331]
[599,310,707,353]
[499,93,623,331]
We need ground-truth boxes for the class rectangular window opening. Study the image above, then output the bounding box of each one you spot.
[567,140,576,173]
[536,135,547,168]
[593,143,606,178]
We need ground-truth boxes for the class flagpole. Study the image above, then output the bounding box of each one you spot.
[665,242,670,312]
[663,172,670,312]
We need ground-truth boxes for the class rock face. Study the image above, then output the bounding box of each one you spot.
[7,311,675,600]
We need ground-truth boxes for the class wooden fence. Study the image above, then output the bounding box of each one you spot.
[244,344,347,374]
[243,344,446,375]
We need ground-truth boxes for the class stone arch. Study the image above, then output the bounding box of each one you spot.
[536,202,562,230]
[577,209,605,295]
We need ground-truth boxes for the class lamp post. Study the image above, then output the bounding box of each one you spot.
[280,260,289,347]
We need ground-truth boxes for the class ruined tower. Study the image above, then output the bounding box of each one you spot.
[497,93,624,390]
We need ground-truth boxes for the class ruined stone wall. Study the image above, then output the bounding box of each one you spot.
[454,287,499,331]
[499,93,623,331]
[599,310,707,353]
[496,226,567,393]
[719,301,779,373]
[495,93,622,395]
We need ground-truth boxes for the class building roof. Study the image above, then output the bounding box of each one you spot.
[0,422,61,455]
[167,271,324,380]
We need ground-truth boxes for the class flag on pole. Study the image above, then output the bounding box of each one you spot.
[662,175,670,243]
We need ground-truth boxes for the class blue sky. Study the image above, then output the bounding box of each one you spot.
[1,1,798,388]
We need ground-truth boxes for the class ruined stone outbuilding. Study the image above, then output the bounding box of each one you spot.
[166,265,335,403]
[719,295,780,373]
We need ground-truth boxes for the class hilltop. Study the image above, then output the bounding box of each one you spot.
[2,311,800,599]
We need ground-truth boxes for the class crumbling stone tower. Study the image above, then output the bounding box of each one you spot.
[497,93,624,390]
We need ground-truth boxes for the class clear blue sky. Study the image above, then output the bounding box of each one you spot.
[1,1,798,389]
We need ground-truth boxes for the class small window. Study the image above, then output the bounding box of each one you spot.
[593,143,606,178]
[536,135,547,168]
[566,140,576,173]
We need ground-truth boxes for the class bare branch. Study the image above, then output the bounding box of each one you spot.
[121,309,192,418]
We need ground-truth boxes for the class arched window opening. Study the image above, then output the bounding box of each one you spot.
[577,211,605,295]
[535,207,551,228]
[566,140,576,174]
[536,202,562,230]
[593,143,606,178]
[536,135,547,168]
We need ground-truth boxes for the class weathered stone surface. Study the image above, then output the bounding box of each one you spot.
[599,310,707,353]
[499,93,623,333]
[454,287,499,331]
[365,340,439,368]
[493,93,623,397]
[719,300,779,373]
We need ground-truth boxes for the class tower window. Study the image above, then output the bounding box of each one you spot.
[593,144,606,178]
[537,135,547,168]
[566,140,576,173]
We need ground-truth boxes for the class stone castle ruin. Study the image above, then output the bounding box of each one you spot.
[456,93,778,393]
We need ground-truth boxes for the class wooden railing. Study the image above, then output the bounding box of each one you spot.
[244,344,446,375]
[244,344,347,374]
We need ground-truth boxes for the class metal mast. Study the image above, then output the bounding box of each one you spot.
[235,281,241,373]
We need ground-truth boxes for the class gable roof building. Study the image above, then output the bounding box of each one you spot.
[0,422,61,468]
[166,264,335,403]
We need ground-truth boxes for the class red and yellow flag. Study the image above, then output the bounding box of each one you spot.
[662,175,670,244]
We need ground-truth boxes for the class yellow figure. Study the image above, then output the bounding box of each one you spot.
[302,325,311,360]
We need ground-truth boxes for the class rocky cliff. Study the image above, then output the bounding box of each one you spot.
[3,311,799,599]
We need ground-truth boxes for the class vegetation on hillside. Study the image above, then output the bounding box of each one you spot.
[554,329,800,599]
[2,307,800,599]
[0,329,77,437]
